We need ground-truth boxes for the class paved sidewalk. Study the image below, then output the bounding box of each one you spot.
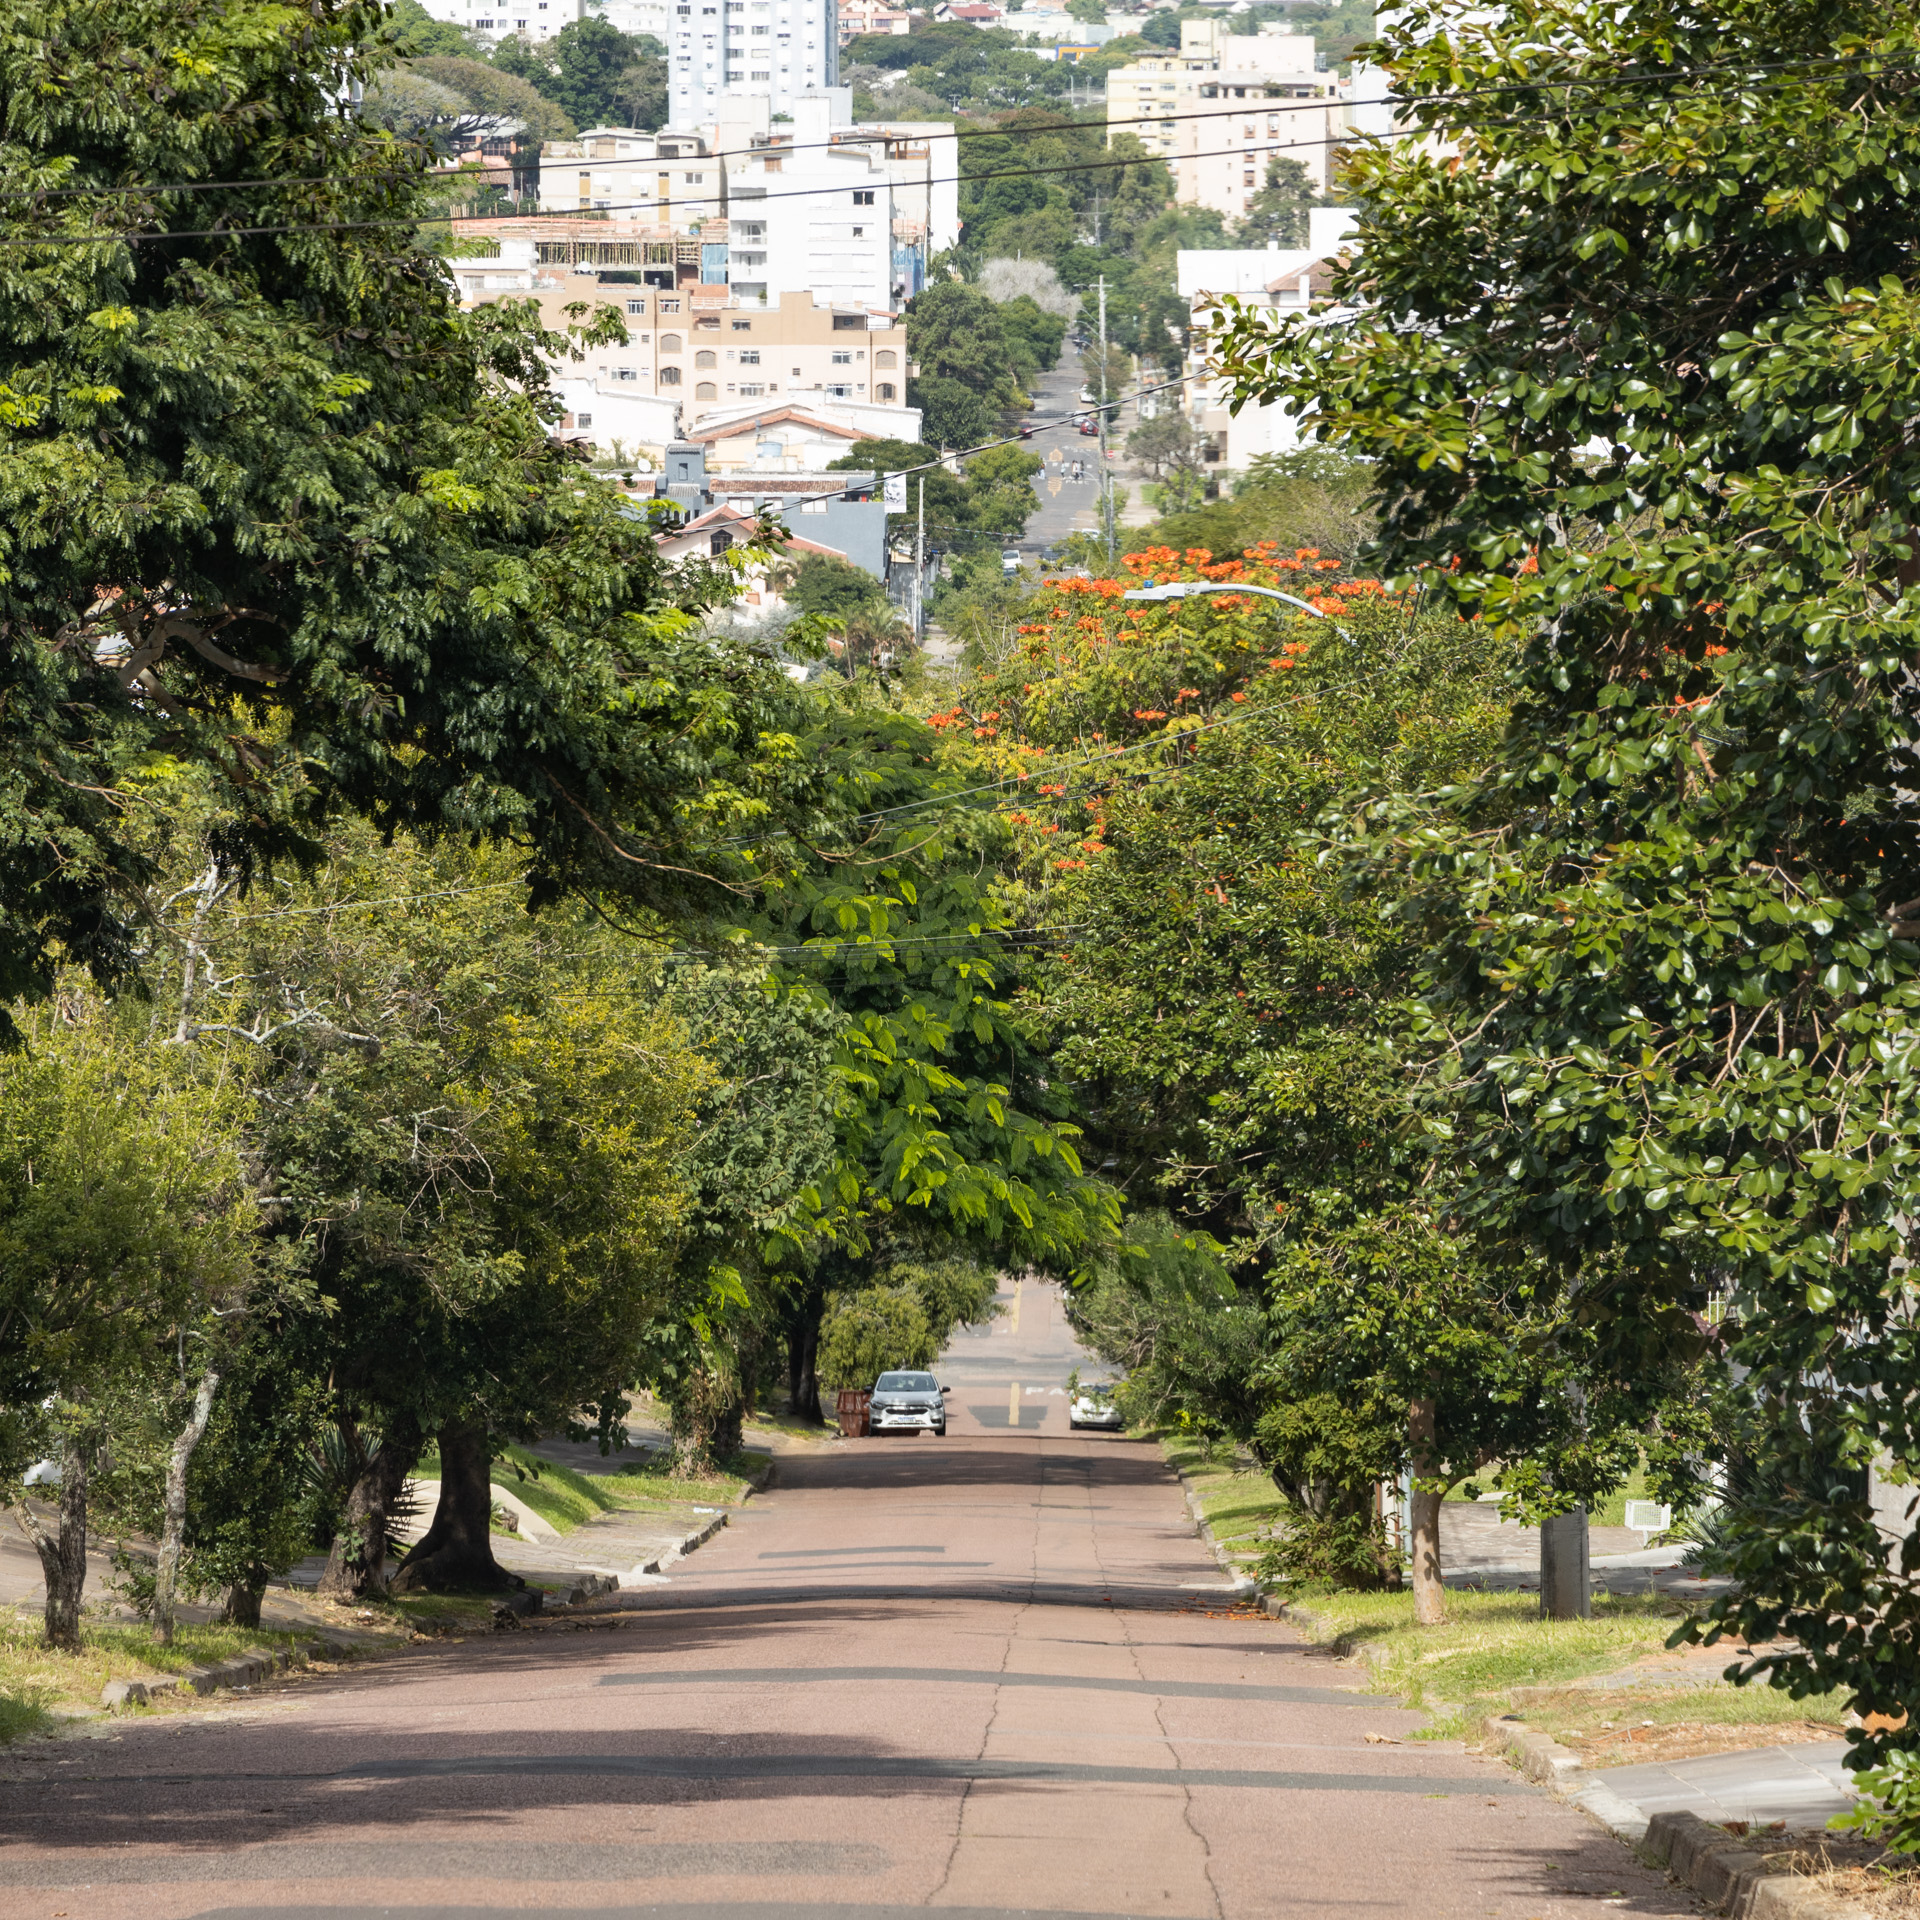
[1598,1739,1855,1830]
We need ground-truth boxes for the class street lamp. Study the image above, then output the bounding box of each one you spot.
[1119,579,1352,644]
[1121,581,1324,617]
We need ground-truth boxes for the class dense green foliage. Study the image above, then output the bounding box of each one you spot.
[490,16,666,131]
[1217,0,1920,1804]
[0,0,836,1033]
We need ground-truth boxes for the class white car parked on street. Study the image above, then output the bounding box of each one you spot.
[869,1370,949,1436]
[1069,1392,1124,1432]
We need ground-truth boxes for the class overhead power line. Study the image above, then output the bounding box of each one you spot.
[0,47,1892,206]
[0,128,1354,246]
[8,50,1914,248]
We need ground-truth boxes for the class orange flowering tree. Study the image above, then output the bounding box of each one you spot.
[952,542,1724,1604]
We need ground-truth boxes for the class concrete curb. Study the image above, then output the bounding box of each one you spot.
[1481,1718,1871,1916]
[1483,1711,1653,1847]
[1155,1443,1257,1593]
[1643,1809,1871,1919]
[100,1633,368,1711]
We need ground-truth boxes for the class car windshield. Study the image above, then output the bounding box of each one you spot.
[875,1372,936,1392]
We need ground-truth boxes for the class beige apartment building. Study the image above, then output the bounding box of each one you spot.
[1106,18,1340,217]
[535,126,723,230]
[463,277,912,450]
[534,283,906,410]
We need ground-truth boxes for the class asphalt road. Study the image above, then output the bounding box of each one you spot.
[0,1278,1698,1920]
[1019,361,1113,557]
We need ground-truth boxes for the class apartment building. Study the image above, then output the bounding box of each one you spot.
[1106,18,1339,213]
[1175,74,1343,217]
[534,127,722,229]
[667,0,838,128]
[413,0,584,43]
[593,0,673,41]
[461,274,911,451]
[724,132,893,311]
[1177,207,1356,470]
[714,92,957,304]
[836,0,915,40]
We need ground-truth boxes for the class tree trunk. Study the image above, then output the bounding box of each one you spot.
[789,1311,822,1425]
[224,1572,266,1629]
[152,1367,221,1648]
[390,1421,515,1593]
[1408,1397,1446,1626]
[317,1416,421,1601]
[1540,1506,1591,1620]
[15,1432,91,1651]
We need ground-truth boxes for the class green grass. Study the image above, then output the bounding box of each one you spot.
[0,1687,53,1743]
[1521,1679,1849,1748]
[415,1440,759,1536]
[0,1615,309,1740]
[1291,1587,1691,1731]
[1158,1432,1287,1571]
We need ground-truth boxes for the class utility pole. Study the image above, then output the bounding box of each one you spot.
[914,476,926,646]
[1097,274,1115,568]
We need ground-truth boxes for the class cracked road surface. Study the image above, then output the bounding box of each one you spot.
[0,1278,1700,1919]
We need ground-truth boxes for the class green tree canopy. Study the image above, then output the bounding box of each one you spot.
[1215,0,1920,1743]
[490,17,665,128]
[0,0,825,1030]
[790,552,890,623]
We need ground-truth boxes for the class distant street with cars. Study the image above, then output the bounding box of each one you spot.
[2,1275,1699,1918]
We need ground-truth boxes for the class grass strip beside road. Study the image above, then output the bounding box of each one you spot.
[0,1617,310,1739]
[1156,1432,1286,1574]
[412,1440,762,1536]
[1292,1588,1849,1763]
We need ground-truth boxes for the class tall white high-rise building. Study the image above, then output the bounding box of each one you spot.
[668,0,838,128]
[413,0,586,45]
[589,0,673,43]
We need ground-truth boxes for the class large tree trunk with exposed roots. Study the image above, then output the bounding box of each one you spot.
[1408,1397,1447,1627]
[317,1415,422,1601]
[389,1421,516,1593]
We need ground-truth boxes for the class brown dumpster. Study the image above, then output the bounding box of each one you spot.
[836,1389,871,1437]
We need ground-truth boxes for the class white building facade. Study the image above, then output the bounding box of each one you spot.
[1106,18,1340,219]
[1178,207,1358,471]
[668,0,839,128]
[413,0,585,43]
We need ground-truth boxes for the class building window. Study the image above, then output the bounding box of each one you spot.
[853,189,875,205]
[878,382,896,400]
[732,318,753,330]
[739,382,765,396]
[710,530,733,554]
[615,368,637,381]
[696,381,718,399]
[831,349,853,364]
[659,299,681,314]
[874,348,897,368]
[695,350,717,368]
[626,299,648,314]
[739,348,760,364]
[659,366,682,385]
[851,225,863,238]
[659,333,683,352]
[575,411,592,426]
